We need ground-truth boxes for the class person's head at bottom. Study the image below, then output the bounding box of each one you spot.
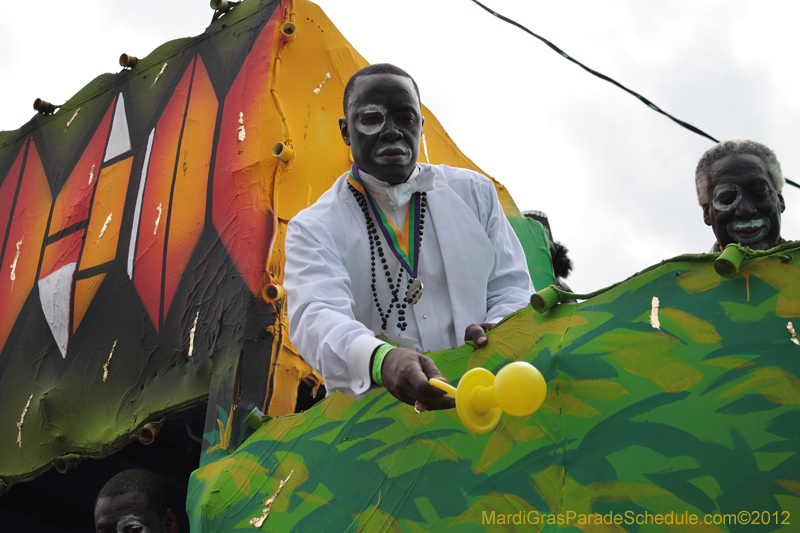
[94,468,179,533]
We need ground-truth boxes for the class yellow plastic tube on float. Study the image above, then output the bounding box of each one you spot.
[430,361,547,434]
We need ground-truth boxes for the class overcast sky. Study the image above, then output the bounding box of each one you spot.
[2,0,798,293]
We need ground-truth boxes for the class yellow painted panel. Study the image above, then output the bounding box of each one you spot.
[79,157,133,271]
[74,274,107,333]
[163,55,217,318]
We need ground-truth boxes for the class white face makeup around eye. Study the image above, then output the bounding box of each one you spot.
[711,182,742,212]
[354,104,387,135]
[116,514,149,533]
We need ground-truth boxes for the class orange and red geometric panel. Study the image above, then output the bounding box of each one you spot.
[129,56,217,332]
[0,139,52,357]
[37,93,132,356]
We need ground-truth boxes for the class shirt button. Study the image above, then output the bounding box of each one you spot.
[423,314,428,319]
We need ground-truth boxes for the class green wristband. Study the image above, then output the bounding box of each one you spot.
[371,344,393,387]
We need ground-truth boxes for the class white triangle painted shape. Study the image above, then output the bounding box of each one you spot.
[104,93,132,162]
[38,262,77,358]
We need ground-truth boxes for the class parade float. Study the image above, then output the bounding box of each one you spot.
[1,0,798,531]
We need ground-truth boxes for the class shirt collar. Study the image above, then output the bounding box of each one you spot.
[359,165,420,194]
[358,165,435,207]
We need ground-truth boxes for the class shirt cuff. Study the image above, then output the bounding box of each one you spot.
[347,335,385,394]
[485,314,506,325]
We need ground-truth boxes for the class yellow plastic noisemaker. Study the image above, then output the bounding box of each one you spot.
[429,362,547,434]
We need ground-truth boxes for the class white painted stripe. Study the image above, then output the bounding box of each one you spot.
[128,128,155,279]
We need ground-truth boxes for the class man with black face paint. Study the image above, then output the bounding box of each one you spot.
[695,139,786,252]
[94,469,179,533]
[284,64,533,411]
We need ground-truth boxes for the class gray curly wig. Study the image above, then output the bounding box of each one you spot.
[695,139,783,205]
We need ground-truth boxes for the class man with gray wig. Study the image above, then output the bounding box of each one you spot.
[695,138,786,251]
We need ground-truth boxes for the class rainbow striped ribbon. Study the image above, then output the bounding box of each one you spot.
[348,164,422,278]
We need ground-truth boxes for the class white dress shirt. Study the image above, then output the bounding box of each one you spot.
[284,164,533,398]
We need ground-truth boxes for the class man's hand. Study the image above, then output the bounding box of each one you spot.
[381,348,455,410]
[464,322,497,347]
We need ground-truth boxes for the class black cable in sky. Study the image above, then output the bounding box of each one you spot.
[469,0,719,143]
[469,0,800,191]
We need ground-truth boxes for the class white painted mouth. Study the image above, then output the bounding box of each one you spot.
[727,217,770,244]
[376,147,410,163]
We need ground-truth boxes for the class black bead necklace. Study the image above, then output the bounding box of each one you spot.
[348,184,427,332]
